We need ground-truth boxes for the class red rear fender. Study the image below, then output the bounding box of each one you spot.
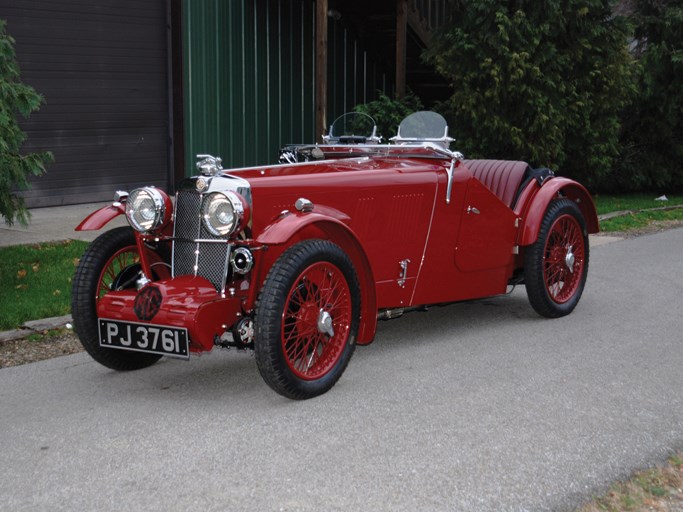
[518,178,599,246]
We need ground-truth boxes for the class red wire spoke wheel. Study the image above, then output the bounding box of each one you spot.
[524,199,590,318]
[281,261,352,380]
[96,246,140,300]
[542,214,585,304]
[72,227,162,370]
[255,239,360,400]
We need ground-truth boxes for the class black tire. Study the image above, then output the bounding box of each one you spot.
[254,240,361,399]
[524,198,590,318]
[72,226,162,370]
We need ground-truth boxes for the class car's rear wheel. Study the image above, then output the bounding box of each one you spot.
[72,227,162,370]
[524,198,589,318]
[254,240,360,399]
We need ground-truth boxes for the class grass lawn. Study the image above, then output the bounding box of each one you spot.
[599,207,683,232]
[580,453,683,511]
[0,240,88,330]
[593,194,683,232]
[592,194,683,215]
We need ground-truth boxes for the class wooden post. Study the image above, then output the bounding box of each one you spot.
[396,0,408,98]
[315,0,328,143]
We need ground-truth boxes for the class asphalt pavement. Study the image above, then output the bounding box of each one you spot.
[0,219,681,511]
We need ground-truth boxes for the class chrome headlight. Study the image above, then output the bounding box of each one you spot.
[126,187,169,233]
[201,191,248,237]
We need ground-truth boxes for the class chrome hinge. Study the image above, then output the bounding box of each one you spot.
[397,259,411,288]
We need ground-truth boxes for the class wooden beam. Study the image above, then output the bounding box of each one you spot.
[396,0,408,98]
[315,0,328,143]
[407,6,432,46]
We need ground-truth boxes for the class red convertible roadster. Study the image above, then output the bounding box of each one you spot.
[72,112,598,399]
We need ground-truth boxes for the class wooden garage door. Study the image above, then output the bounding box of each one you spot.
[2,0,169,207]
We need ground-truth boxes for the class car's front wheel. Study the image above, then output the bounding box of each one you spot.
[524,198,589,318]
[72,227,162,370]
[254,240,360,399]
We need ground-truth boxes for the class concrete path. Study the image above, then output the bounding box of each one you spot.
[0,202,126,247]
[1,228,681,511]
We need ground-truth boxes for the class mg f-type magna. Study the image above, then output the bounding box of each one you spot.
[72,112,598,399]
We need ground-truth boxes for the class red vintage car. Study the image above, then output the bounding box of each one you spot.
[72,112,598,399]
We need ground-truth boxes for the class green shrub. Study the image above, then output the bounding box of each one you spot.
[354,92,424,141]
[612,1,683,193]
[425,0,634,190]
[0,19,53,226]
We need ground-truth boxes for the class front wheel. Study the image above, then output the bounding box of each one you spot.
[72,227,162,370]
[524,198,589,318]
[254,240,361,399]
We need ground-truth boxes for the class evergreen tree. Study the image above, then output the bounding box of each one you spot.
[617,0,683,192]
[425,0,633,189]
[0,19,52,226]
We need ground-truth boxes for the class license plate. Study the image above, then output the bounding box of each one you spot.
[98,319,189,359]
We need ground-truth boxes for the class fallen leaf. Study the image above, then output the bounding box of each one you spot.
[52,289,62,296]
[17,269,27,279]
[31,262,40,272]
[15,284,28,290]
[73,258,80,266]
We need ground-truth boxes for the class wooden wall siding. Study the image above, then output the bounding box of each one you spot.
[411,0,447,31]
[327,14,391,130]
[2,0,169,208]
[182,0,391,173]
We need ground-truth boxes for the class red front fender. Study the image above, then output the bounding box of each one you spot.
[255,208,350,244]
[518,178,599,246]
[257,211,378,346]
[75,203,125,231]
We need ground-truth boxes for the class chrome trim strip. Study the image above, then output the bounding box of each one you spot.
[410,179,440,306]
[149,236,234,244]
[192,241,200,276]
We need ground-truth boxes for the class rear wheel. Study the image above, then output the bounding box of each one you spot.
[524,199,589,318]
[72,227,162,370]
[254,240,360,399]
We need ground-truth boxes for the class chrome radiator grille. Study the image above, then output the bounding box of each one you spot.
[172,191,231,292]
